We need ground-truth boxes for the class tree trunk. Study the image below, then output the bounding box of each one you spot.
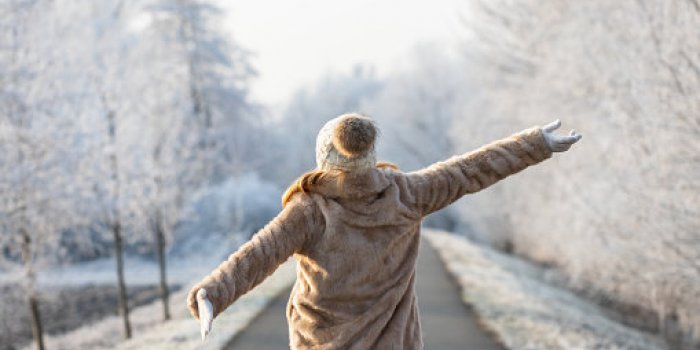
[155,220,170,320]
[103,94,131,338]
[113,223,131,338]
[27,295,45,350]
[21,232,44,350]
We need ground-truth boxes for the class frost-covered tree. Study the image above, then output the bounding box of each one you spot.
[1,0,262,344]
[454,0,700,347]
[146,0,259,183]
[82,0,144,338]
[0,1,90,348]
[123,46,189,321]
[122,0,259,320]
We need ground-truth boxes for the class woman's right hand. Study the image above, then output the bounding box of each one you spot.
[196,289,214,340]
[187,284,219,320]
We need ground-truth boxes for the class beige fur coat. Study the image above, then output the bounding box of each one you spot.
[187,126,553,349]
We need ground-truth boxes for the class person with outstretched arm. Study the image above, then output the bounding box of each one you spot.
[187,114,581,349]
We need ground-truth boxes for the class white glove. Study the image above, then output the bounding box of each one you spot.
[197,289,214,342]
[541,120,582,152]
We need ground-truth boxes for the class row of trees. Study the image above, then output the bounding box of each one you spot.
[454,1,699,348]
[0,0,261,348]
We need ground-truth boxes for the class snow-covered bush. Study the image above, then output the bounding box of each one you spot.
[170,174,281,258]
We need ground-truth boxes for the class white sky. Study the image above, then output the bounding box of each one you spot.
[220,0,469,109]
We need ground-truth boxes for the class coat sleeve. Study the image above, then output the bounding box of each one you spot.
[187,194,324,319]
[403,126,553,216]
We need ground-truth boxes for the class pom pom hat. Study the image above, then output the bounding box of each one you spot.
[315,113,378,171]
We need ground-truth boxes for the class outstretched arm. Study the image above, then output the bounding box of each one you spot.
[186,194,323,322]
[404,120,581,216]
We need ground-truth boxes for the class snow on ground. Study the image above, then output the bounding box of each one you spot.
[16,232,298,350]
[22,259,296,350]
[424,229,670,350]
[16,228,672,350]
[0,235,244,288]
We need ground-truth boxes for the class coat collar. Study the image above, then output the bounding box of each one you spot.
[313,167,392,199]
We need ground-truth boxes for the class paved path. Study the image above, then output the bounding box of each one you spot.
[225,240,503,349]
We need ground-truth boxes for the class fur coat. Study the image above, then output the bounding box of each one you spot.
[187,126,553,349]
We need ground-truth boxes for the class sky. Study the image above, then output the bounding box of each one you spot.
[220,0,469,109]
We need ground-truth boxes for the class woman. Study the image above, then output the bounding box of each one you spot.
[187,113,581,349]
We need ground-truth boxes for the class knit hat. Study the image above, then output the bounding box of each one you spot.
[315,113,378,171]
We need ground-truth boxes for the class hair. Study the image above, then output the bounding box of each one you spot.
[281,161,399,208]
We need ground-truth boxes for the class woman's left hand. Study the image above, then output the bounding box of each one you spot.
[541,120,582,152]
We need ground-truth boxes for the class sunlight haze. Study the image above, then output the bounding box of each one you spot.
[220,0,469,108]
